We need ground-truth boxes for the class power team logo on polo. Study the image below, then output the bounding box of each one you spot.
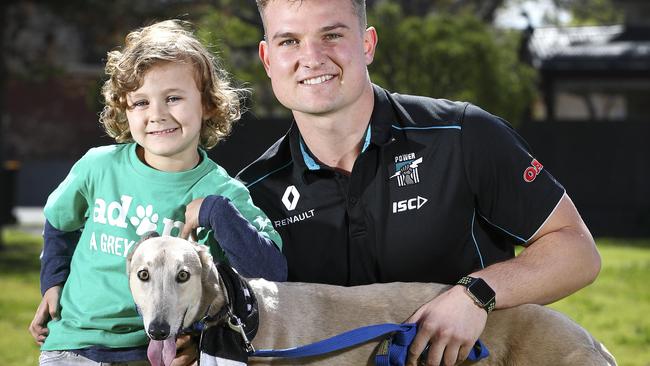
[389,153,422,187]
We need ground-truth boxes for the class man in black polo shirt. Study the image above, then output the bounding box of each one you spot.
[185,0,601,364]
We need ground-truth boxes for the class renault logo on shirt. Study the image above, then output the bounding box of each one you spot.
[282,185,300,211]
[276,185,316,228]
[392,196,428,213]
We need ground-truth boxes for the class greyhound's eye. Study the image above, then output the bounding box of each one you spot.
[137,269,149,281]
[177,270,190,283]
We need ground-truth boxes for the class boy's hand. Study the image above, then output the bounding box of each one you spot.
[171,334,198,366]
[181,198,204,240]
[29,285,62,345]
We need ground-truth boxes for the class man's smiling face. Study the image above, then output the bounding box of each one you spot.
[258,0,377,118]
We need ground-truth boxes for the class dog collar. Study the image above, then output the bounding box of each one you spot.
[216,262,259,340]
[198,263,259,363]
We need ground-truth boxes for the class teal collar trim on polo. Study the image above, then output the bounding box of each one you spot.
[361,124,372,153]
[299,124,371,171]
[299,136,321,171]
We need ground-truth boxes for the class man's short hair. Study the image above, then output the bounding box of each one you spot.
[256,0,368,31]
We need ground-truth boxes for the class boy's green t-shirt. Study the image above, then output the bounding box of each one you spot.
[41,143,281,351]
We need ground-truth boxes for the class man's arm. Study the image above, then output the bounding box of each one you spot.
[406,193,601,366]
[471,193,600,308]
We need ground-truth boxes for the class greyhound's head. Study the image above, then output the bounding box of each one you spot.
[126,234,227,366]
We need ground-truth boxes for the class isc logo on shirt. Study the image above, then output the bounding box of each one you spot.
[392,196,428,213]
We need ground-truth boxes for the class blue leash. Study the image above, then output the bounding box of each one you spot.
[252,323,488,365]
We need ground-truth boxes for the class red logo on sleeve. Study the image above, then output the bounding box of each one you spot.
[523,159,543,183]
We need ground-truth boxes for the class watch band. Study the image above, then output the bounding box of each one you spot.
[457,276,496,313]
[456,276,474,287]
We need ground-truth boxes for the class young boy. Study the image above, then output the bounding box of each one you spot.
[29,20,286,365]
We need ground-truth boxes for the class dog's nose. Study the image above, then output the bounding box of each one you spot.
[148,321,171,340]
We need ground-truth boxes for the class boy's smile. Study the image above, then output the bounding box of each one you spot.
[147,127,179,136]
[126,62,205,172]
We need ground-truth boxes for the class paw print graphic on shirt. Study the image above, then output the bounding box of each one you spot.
[130,205,159,235]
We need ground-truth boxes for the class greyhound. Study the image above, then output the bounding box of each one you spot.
[126,234,616,366]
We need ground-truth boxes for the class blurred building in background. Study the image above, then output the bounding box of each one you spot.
[519,0,650,236]
[526,0,650,122]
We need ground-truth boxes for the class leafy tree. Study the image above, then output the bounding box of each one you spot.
[552,0,623,26]
[369,0,506,21]
[368,1,536,125]
[194,5,282,117]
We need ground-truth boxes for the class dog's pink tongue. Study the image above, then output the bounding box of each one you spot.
[147,338,177,366]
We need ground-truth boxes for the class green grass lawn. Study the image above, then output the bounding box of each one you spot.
[548,238,650,366]
[1,230,649,365]
[0,230,43,365]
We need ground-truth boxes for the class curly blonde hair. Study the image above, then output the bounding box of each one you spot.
[99,19,243,150]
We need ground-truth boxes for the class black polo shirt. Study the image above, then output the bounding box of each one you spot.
[237,85,564,286]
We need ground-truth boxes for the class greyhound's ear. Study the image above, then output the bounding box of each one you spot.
[196,245,215,283]
[197,245,227,311]
[126,231,160,275]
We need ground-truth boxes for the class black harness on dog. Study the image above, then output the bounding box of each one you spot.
[198,262,259,365]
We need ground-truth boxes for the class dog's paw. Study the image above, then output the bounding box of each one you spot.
[130,205,159,235]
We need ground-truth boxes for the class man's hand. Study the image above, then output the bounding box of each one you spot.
[171,334,198,366]
[29,285,62,346]
[181,198,205,241]
[406,285,487,366]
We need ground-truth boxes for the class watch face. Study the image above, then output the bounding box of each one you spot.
[468,278,495,305]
